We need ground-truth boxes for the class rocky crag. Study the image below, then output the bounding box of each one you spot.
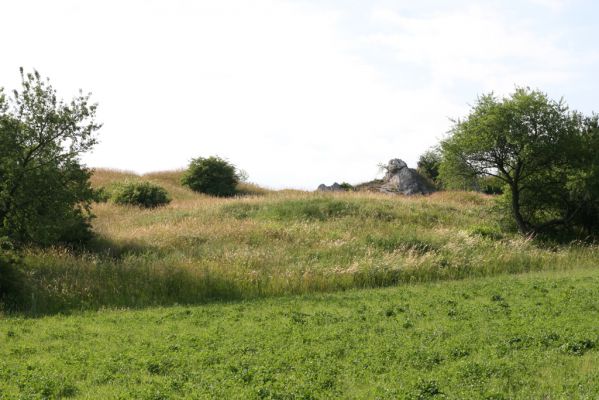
[379,158,434,195]
[317,182,344,192]
[317,159,434,195]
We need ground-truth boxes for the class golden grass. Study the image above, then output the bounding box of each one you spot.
[89,168,139,187]
[92,168,273,201]
[13,168,599,314]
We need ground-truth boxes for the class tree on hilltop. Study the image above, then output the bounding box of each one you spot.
[441,87,598,236]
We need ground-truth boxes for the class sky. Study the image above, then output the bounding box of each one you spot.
[1,0,598,189]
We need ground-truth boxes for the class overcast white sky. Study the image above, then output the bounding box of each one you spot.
[1,0,598,189]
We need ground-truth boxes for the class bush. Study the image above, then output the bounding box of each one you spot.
[417,148,442,186]
[339,182,355,191]
[110,181,171,208]
[92,187,111,203]
[181,156,241,197]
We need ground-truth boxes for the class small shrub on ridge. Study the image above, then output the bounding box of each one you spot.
[181,156,240,197]
[110,181,171,208]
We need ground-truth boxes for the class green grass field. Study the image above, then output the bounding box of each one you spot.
[2,169,599,398]
[2,268,599,399]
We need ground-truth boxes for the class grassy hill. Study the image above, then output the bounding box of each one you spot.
[3,169,599,398]
[11,168,599,315]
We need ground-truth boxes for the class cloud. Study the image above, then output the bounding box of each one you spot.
[529,0,570,11]
[367,5,576,94]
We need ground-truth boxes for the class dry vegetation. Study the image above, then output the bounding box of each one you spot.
[14,169,599,314]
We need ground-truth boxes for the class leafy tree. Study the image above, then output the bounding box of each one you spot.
[479,176,504,195]
[437,150,479,191]
[0,69,100,245]
[441,88,585,235]
[181,156,241,197]
[417,148,442,185]
[561,115,599,235]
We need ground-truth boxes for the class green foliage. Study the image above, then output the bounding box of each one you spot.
[469,224,503,240]
[109,181,171,208]
[0,69,100,246]
[92,186,110,203]
[0,238,24,310]
[563,115,599,235]
[438,173,505,194]
[417,148,442,186]
[412,379,443,399]
[438,151,479,191]
[339,182,354,191]
[479,176,504,195]
[441,87,594,236]
[181,156,240,197]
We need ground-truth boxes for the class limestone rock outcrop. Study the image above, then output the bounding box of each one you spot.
[317,182,343,192]
[379,159,434,195]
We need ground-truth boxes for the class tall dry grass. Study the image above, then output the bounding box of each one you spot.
[9,169,599,314]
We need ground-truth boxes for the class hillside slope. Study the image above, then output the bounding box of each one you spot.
[10,168,599,314]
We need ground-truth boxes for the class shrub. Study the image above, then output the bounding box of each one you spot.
[181,156,241,197]
[110,181,171,208]
[417,148,442,186]
[339,182,355,191]
[92,187,111,203]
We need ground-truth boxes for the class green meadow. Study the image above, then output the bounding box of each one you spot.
[2,268,599,399]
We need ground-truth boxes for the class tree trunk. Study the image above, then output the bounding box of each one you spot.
[510,183,530,235]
